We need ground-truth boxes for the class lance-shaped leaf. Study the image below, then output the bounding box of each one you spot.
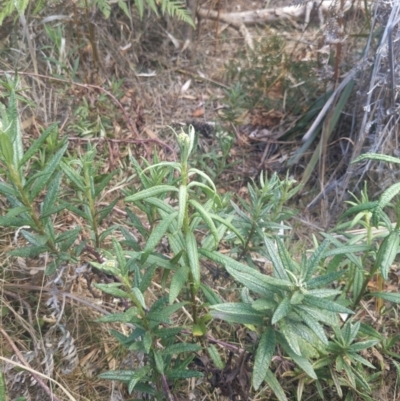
[143,212,178,254]
[200,249,293,296]
[304,239,330,282]
[186,230,200,290]
[125,185,178,202]
[264,369,287,401]
[369,291,400,304]
[169,266,189,304]
[210,303,264,325]
[253,327,276,390]
[374,230,400,280]
[189,199,219,246]
[264,237,288,280]
[29,142,68,200]
[177,184,187,230]
[272,298,292,324]
[303,295,354,315]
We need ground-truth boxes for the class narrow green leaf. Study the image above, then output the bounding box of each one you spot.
[303,295,354,315]
[210,302,264,325]
[252,298,277,311]
[340,201,379,220]
[279,334,318,379]
[306,270,346,289]
[200,284,223,305]
[125,185,178,202]
[295,309,328,344]
[144,212,178,253]
[144,197,175,214]
[169,266,189,304]
[162,343,202,355]
[374,230,400,280]
[253,327,276,390]
[165,369,203,379]
[349,339,379,353]
[41,171,62,218]
[297,378,305,401]
[9,245,48,258]
[186,231,200,290]
[20,230,48,246]
[132,287,146,310]
[275,236,297,274]
[125,208,148,238]
[306,289,342,298]
[330,367,343,398]
[353,153,400,165]
[112,237,126,275]
[154,352,165,374]
[352,267,364,304]
[96,198,119,224]
[264,237,288,280]
[264,369,288,401]
[369,291,400,304]
[40,204,67,220]
[177,184,187,230]
[207,345,225,369]
[378,182,400,210]
[0,215,35,229]
[0,132,14,165]
[30,142,68,199]
[200,249,293,295]
[94,283,129,298]
[98,369,135,381]
[358,323,382,340]
[0,181,17,196]
[207,213,245,244]
[323,244,370,257]
[56,227,81,250]
[304,239,330,281]
[188,167,217,192]
[279,319,301,355]
[272,298,291,324]
[139,264,157,292]
[189,199,219,246]
[18,123,58,167]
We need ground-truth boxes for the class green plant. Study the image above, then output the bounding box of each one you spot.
[93,239,203,400]
[90,126,244,397]
[229,172,300,260]
[60,144,119,249]
[0,77,79,275]
[0,78,119,275]
[205,236,356,400]
[194,129,235,181]
[124,126,243,333]
[314,320,379,400]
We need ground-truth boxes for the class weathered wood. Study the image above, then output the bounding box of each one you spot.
[197,1,357,27]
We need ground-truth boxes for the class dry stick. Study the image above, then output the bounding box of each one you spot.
[0,328,65,401]
[0,70,175,155]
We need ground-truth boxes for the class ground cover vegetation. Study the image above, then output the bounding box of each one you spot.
[0,0,399,400]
